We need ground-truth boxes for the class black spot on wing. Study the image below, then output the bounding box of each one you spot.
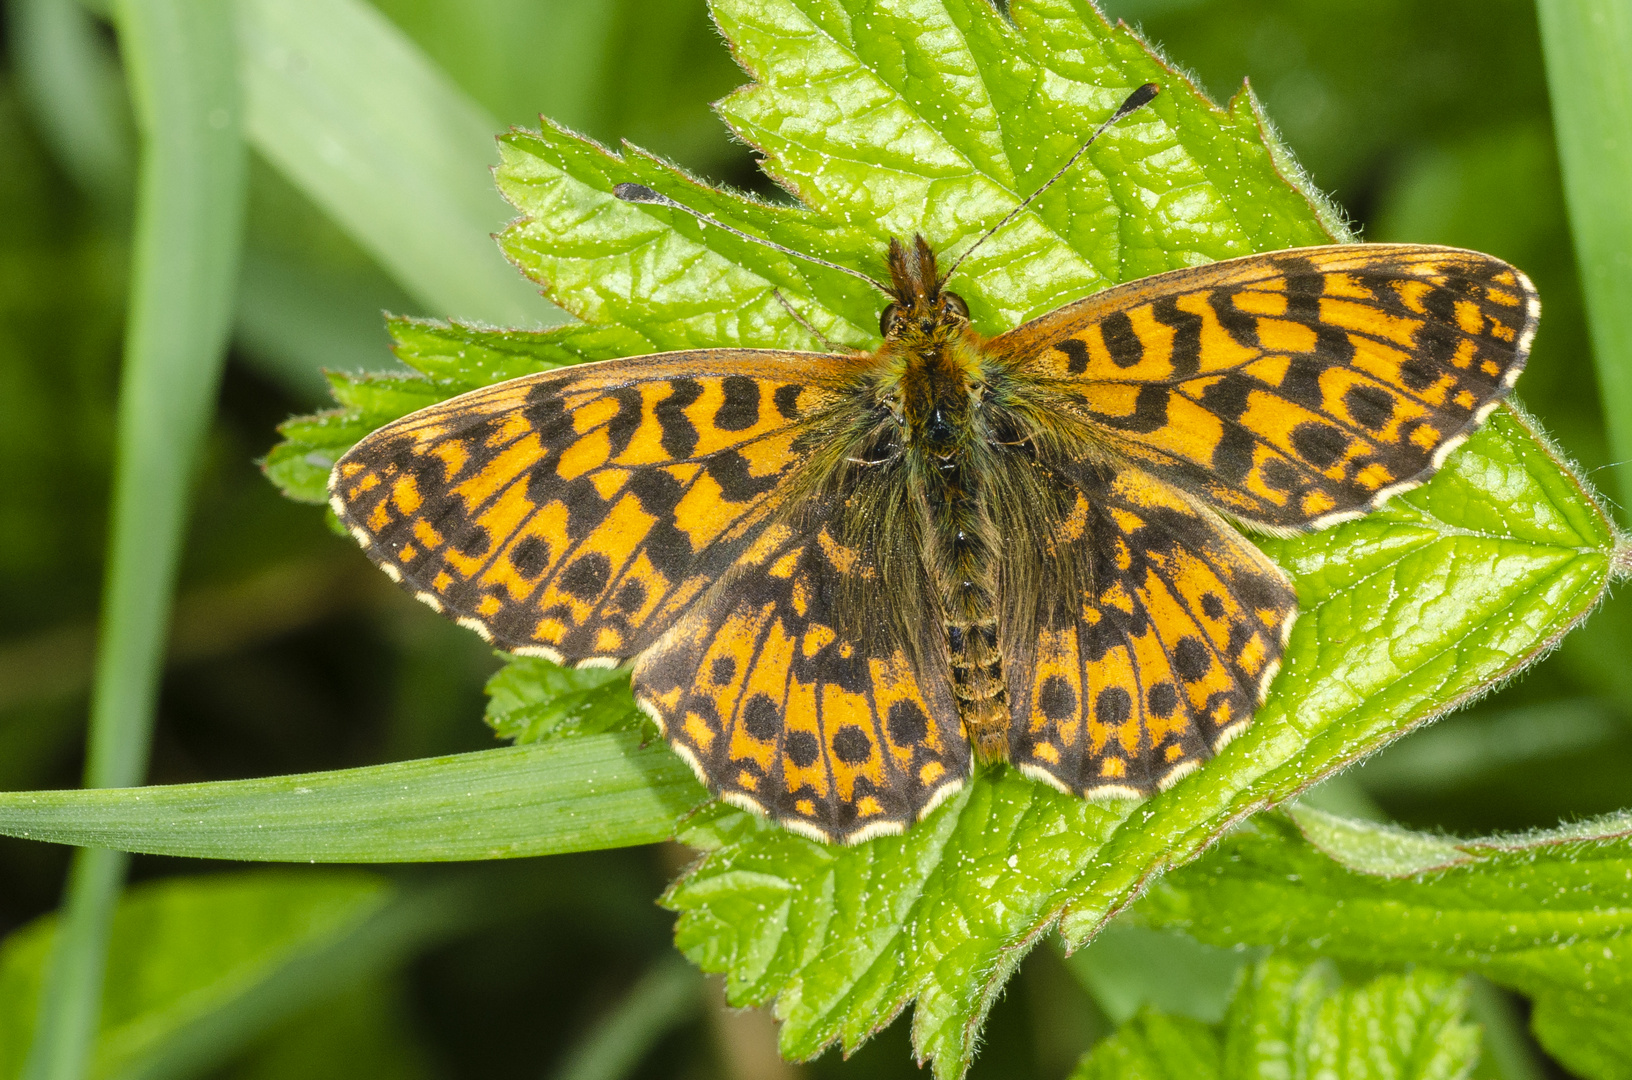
[1056,338,1091,375]
[559,552,612,600]
[1096,686,1132,726]
[785,730,820,768]
[1344,384,1395,430]
[743,694,780,742]
[887,700,929,744]
[1150,296,1203,379]
[511,535,550,578]
[773,383,803,420]
[705,450,782,501]
[1290,422,1348,469]
[1173,636,1211,682]
[656,378,704,458]
[1208,289,1260,348]
[1038,675,1077,720]
[1100,312,1144,368]
[715,376,761,432]
[831,726,872,764]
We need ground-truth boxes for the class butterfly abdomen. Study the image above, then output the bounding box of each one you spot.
[915,415,1009,760]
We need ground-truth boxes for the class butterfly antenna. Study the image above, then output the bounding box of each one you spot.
[940,82,1161,284]
[613,183,893,294]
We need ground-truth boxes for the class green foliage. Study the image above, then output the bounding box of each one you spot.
[484,657,643,744]
[1070,957,1479,1080]
[0,872,392,1080]
[6,0,1625,1076]
[1535,1,1632,513]
[253,0,1629,1076]
[1138,808,1632,1080]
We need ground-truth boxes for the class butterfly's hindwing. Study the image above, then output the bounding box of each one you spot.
[329,350,854,664]
[994,245,1536,531]
[1003,457,1298,796]
[632,511,970,844]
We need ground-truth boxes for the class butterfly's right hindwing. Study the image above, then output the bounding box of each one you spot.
[329,350,854,665]
[633,511,971,844]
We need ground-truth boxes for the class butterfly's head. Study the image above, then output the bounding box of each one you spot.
[879,234,970,344]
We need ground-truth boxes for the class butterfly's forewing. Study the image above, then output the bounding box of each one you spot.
[633,512,970,844]
[330,350,856,665]
[992,245,1537,532]
[1002,457,1297,795]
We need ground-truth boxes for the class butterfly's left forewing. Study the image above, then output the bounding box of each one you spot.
[993,244,1536,532]
[329,350,857,665]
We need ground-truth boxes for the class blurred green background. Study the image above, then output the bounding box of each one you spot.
[0,0,1624,1076]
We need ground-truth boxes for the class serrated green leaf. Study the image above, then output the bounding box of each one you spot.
[1070,1010,1220,1080]
[484,656,644,744]
[1137,809,1632,1080]
[252,1,1620,1076]
[1069,958,1479,1080]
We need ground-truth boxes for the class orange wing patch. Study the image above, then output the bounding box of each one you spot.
[1004,457,1297,796]
[993,244,1536,531]
[633,514,970,844]
[330,350,854,665]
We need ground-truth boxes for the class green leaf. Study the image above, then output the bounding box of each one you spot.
[484,656,644,744]
[1070,957,1479,1080]
[1136,808,1632,1080]
[0,735,705,862]
[1070,1010,1220,1080]
[1065,923,1253,1025]
[251,0,1623,1076]
[1,872,392,1080]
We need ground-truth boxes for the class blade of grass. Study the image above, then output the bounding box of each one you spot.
[235,0,560,327]
[6,0,133,207]
[548,956,703,1080]
[1536,0,1632,518]
[22,0,246,1076]
[0,734,707,862]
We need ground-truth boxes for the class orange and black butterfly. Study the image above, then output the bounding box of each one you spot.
[329,85,1536,843]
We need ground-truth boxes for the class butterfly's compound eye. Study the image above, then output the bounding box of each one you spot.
[940,292,970,320]
[879,303,900,336]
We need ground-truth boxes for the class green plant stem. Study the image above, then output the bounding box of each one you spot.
[1536,0,1632,518]
[22,0,246,1077]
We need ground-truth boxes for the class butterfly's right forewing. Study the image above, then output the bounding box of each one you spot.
[329,350,856,666]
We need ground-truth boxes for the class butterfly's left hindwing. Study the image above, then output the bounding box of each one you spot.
[329,350,854,664]
[633,513,971,844]
[1003,457,1298,796]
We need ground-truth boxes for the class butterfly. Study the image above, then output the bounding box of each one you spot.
[328,84,1536,844]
